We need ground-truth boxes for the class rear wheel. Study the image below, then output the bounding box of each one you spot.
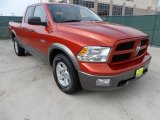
[13,38,25,56]
[52,54,81,94]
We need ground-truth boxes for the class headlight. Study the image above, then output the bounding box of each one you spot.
[77,46,111,62]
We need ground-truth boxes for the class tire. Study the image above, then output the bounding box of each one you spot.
[52,54,81,94]
[13,38,25,56]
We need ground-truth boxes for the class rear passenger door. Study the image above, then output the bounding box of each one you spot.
[19,6,35,46]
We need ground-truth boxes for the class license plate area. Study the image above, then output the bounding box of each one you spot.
[135,67,144,77]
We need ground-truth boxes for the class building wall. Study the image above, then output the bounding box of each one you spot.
[44,0,159,15]
[98,0,159,10]
[133,8,157,16]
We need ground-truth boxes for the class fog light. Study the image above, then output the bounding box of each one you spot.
[96,79,111,86]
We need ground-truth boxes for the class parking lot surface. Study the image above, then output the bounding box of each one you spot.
[0,40,160,120]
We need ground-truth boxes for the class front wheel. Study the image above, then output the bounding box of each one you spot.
[13,38,25,56]
[52,54,81,94]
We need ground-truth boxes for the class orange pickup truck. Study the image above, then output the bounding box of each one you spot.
[9,3,151,94]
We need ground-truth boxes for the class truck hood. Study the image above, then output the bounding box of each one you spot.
[57,21,147,46]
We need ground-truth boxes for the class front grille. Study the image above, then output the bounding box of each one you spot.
[141,39,147,46]
[112,53,131,63]
[116,41,134,51]
[110,38,149,64]
[137,49,145,56]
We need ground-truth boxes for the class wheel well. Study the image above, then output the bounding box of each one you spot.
[49,48,78,69]
[49,49,68,66]
[49,45,80,71]
[11,32,16,40]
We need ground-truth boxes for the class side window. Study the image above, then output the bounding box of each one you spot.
[80,9,90,18]
[25,6,35,23]
[34,5,47,22]
[80,8,93,20]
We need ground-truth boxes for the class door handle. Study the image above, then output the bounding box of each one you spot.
[40,39,46,43]
[29,29,34,32]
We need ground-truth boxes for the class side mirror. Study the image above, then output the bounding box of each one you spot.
[28,17,47,26]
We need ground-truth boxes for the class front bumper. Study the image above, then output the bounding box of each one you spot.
[78,60,150,91]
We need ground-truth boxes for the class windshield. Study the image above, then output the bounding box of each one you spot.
[48,4,103,23]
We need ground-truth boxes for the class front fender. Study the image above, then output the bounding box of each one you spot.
[48,43,80,71]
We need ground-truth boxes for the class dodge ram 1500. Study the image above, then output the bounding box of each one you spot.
[9,3,151,94]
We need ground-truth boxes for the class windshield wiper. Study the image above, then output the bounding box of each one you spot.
[62,20,81,22]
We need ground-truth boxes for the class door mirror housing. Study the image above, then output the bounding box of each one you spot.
[28,17,47,26]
